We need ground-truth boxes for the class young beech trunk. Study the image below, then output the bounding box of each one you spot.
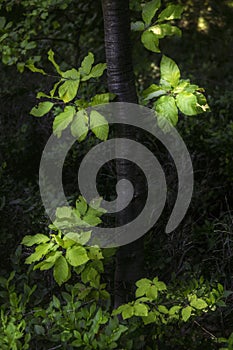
[101,0,144,308]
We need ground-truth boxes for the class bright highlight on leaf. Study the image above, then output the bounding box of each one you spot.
[157,4,184,23]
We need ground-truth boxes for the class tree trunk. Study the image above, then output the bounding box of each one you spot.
[101,0,144,308]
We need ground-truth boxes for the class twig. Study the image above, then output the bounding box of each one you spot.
[194,320,217,339]
[47,345,62,350]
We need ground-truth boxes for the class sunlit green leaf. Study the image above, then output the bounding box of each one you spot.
[30,101,53,117]
[142,0,161,25]
[181,306,192,322]
[90,93,113,106]
[134,303,149,316]
[66,245,89,267]
[160,55,180,87]
[58,69,80,102]
[149,24,181,39]
[75,196,88,216]
[25,242,54,264]
[71,109,89,142]
[176,91,198,115]
[53,106,75,137]
[79,52,94,75]
[90,110,109,141]
[154,95,178,126]
[82,63,106,81]
[56,206,73,219]
[26,63,46,75]
[157,4,183,23]
[141,30,160,52]
[21,234,50,246]
[48,49,63,75]
[142,84,166,100]
[53,255,69,285]
[190,298,208,310]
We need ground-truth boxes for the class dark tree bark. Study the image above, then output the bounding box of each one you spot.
[101,0,144,308]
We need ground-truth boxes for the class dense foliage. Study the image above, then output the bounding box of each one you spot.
[0,0,233,349]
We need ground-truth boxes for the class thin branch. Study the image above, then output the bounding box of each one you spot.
[194,320,217,339]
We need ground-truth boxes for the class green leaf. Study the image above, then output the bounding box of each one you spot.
[190,298,208,310]
[66,231,92,245]
[87,247,103,260]
[26,63,46,76]
[50,81,61,97]
[136,279,152,288]
[53,106,75,137]
[25,242,54,264]
[79,52,94,75]
[58,69,80,103]
[25,41,36,50]
[90,63,107,78]
[141,30,160,52]
[176,91,198,115]
[195,92,210,113]
[36,92,51,99]
[181,306,192,322]
[66,245,89,267]
[56,206,73,219]
[160,55,180,87]
[114,304,134,320]
[75,196,88,216]
[142,84,166,100]
[154,279,167,291]
[89,197,103,210]
[157,4,184,22]
[52,295,61,309]
[34,325,45,336]
[169,305,181,315]
[136,278,151,297]
[90,93,113,106]
[149,24,181,39]
[131,21,145,31]
[82,214,102,226]
[173,79,198,94]
[142,311,157,325]
[147,285,158,299]
[81,266,100,288]
[45,251,63,264]
[48,49,63,75]
[82,63,106,81]
[21,234,50,246]
[53,255,69,286]
[33,260,55,271]
[90,110,109,141]
[142,0,161,25]
[134,303,148,316]
[30,101,54,117]
[154,95,178,126]
[157,305,168,314]
[0,17,6,30]
[71,109,89,142]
